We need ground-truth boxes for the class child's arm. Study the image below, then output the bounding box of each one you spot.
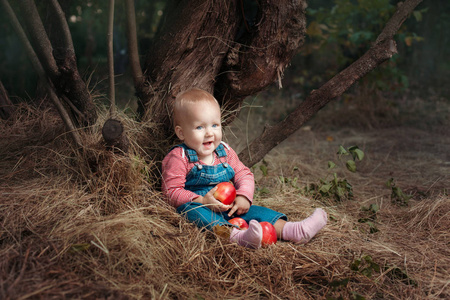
[224,144,255,203]
[162,148,203,207]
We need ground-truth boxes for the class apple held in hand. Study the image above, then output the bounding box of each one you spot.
[214,182,236,205]
[260,221,277,246]
[229,217,249,230]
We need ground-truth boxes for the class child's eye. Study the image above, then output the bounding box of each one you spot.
[212,124,219,128]
[196,126,203,130]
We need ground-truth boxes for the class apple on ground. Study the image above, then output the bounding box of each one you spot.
[228,217,249,230]
[260,222,277,246]
[214,182,236,205]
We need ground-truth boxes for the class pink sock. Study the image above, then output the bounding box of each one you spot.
[282,208,328,243]
[230,220,262,249]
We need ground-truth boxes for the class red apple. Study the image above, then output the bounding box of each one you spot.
[260,222,277,246]
[229,217,249,230]
[214,182,236,205]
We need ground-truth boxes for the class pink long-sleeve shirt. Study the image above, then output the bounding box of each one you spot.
[161,142,255,208]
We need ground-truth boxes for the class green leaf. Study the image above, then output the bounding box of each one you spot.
[329,278,349,287]
[260,165,268,176]
[349,146,364,161]
[350,259,361,271]
[336,186,345,197]
[70,243,90,253]
[346,160,356,172]
[363,255,373,263]
[259,187,270,195]
[385,266,417,286]
[369,203,379,213]
[320,183,332,193]
[413,10,422,22]
[337,145,348,155]
[328,161,336,169]
[361,267,372,278]
[386,178,395,188]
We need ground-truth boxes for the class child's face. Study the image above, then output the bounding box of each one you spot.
[175,100,222,162]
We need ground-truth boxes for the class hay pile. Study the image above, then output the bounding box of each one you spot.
[1,103,449,299]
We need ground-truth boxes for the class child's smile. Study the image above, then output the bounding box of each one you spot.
[203,141,214,148]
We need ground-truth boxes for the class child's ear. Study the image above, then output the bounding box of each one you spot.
[175,125,184,140]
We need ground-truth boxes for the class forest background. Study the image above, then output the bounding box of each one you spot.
[0,0,449,299]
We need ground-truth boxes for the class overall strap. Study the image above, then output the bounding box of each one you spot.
[215,142,229,158]
[171,143,199,163]
[173,142,229,163]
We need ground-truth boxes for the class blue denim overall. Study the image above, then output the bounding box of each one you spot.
[175,143,287,230]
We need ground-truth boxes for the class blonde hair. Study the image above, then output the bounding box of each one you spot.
[173,88,219,127]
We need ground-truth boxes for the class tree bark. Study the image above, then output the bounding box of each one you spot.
[238,0,423,167]
[1,0,82,147]
[139,0,240,120]
[138,0,307,156]
[18,0,97,127]
[125,0,144,89]
[46,0,75,52]
[136,0,242,158]
[215,0,307,120]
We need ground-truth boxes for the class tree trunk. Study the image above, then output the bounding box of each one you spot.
[215,0,307,119]
[137,0,307,157]
[135,0,241,158]
[139,0,239,121]
[18,0,97,127]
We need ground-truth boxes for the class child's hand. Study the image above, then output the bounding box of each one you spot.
[228,195,251,217]
[196,187,232,212]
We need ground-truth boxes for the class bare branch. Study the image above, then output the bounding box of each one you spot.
[125,0,144,87]
[1,0,82,147]
[17,0,60,79]
[107,0,116,117]
[239,0,423,167]
[376,0,424,44]
[0,0,44,77]
[47,0,75,51]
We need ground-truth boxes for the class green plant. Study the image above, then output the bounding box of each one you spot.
[358,203,379,234]
[306,145,364,201]
[386,178,412,206]
[350,255,380,278]
[384,265,417,286]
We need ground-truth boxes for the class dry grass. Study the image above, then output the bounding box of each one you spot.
[1,95,449,299]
